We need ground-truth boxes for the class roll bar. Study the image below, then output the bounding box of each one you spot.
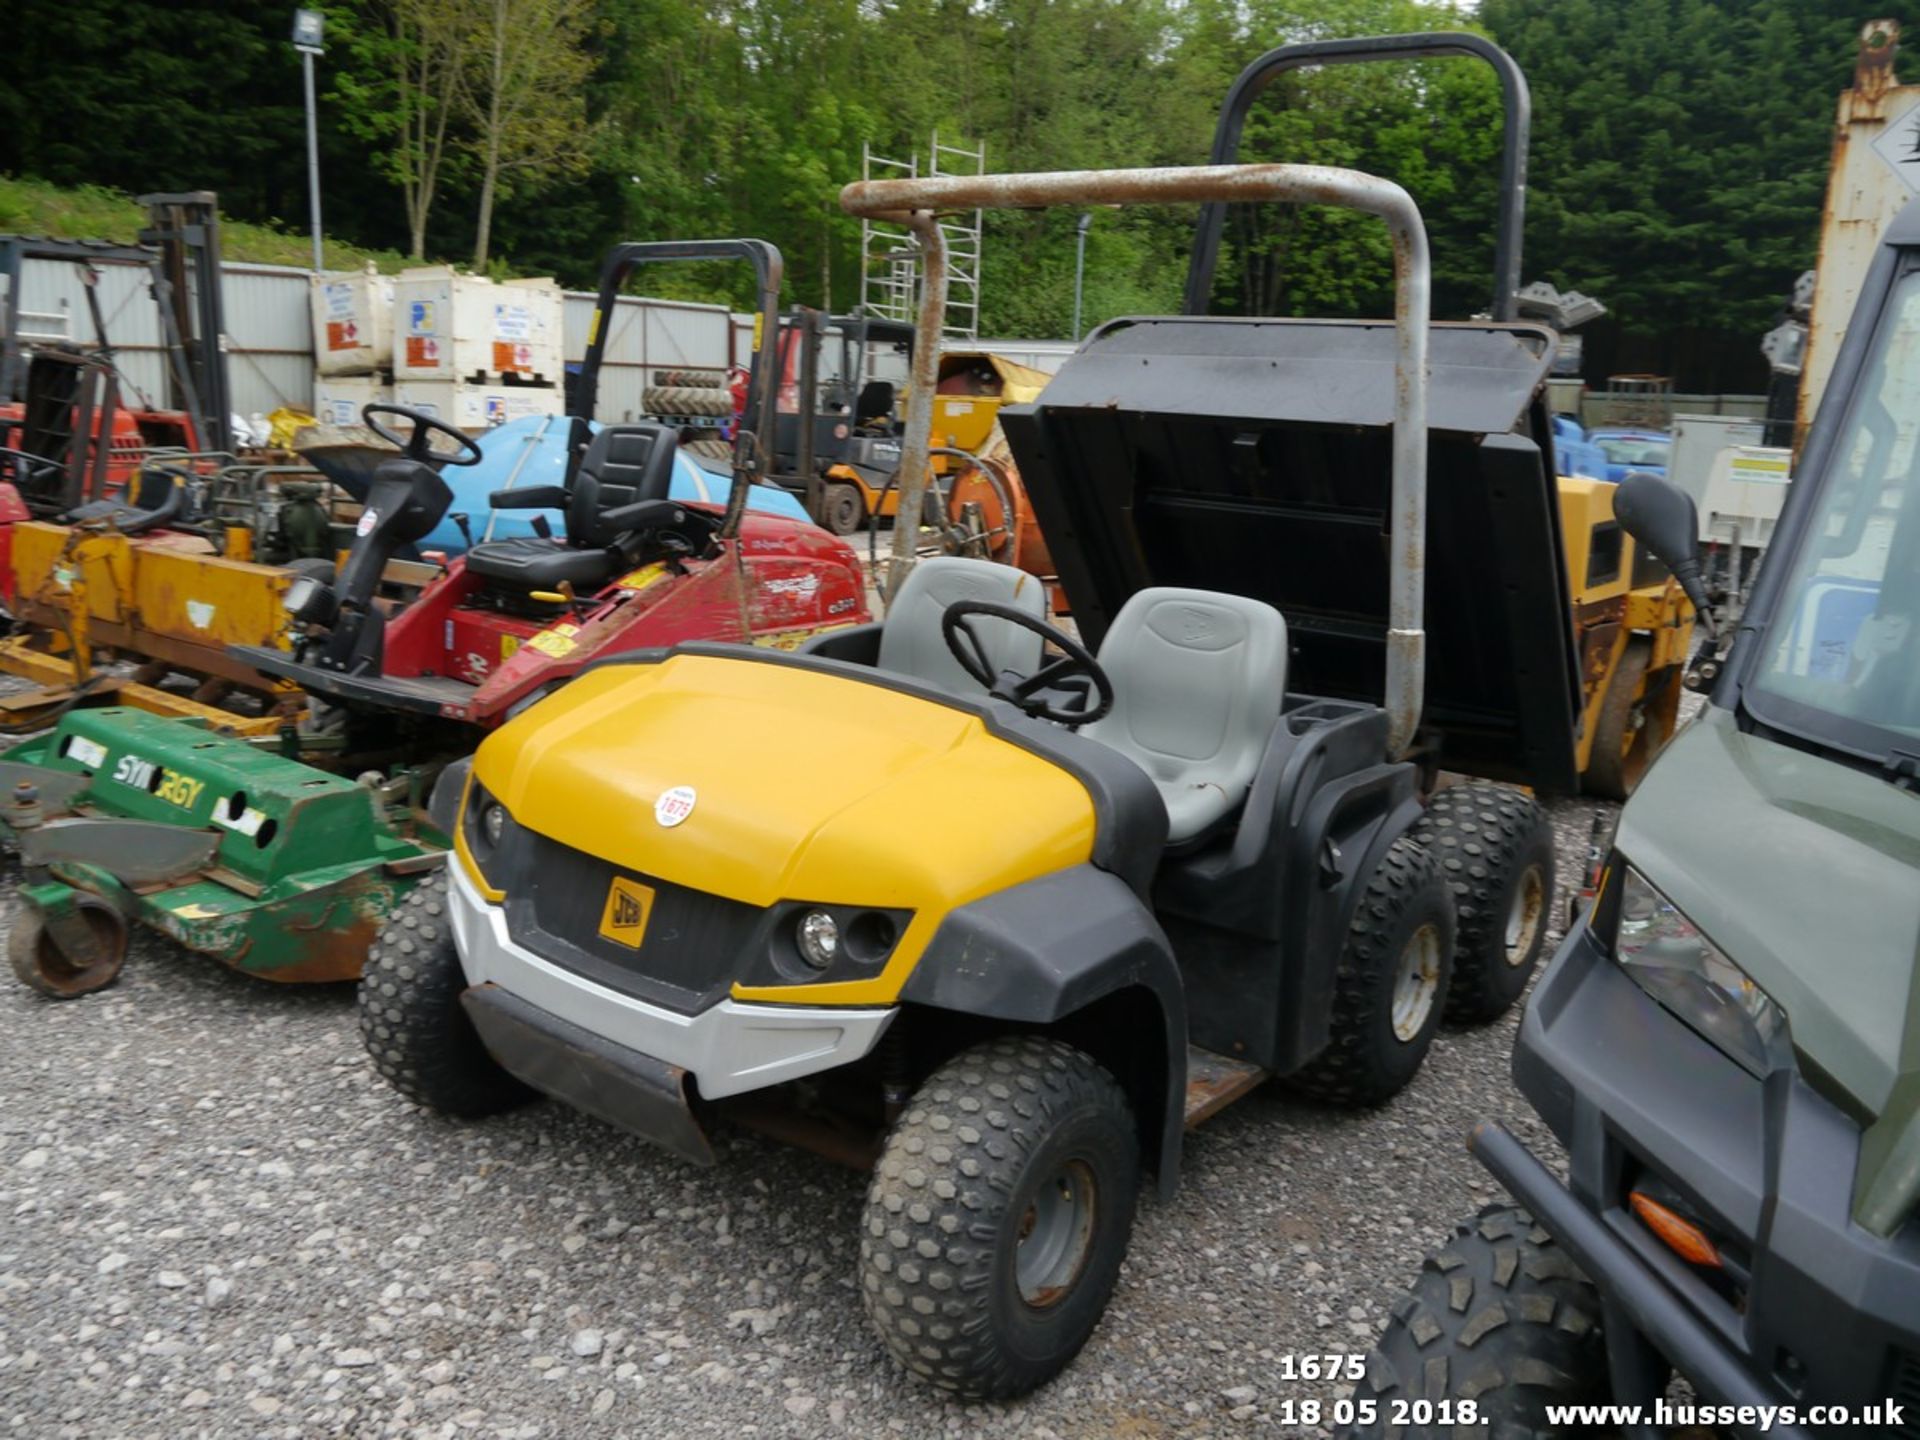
[1181,32,1529,323]
[842,163,1434,756]
[573,238,784,539]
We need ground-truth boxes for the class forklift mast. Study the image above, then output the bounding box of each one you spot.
[138,192,233,457]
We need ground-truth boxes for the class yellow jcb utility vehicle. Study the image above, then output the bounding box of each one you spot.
[357,161,1590,1400]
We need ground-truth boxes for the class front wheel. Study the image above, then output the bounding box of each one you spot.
[8,896,128,999]
[357,872,533,1117]
[1344,1204,1609,1438]
[821,481,866,536]
[860,1036,1140,1401]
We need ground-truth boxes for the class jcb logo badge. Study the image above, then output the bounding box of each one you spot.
[597,876,655,949]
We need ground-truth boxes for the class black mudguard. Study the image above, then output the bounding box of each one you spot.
[900,864,1188,1198]
[1156,699,1425,1074]
[427,756,473,836]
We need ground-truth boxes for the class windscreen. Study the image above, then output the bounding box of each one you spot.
[1749,269,1920,757]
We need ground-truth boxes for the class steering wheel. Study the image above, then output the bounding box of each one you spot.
[361,403,484,468]
[941,599,1114,727]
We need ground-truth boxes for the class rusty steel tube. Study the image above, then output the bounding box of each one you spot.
[841,164,1431,754]
[882,212,949,601]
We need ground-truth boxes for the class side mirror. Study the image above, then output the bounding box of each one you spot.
[1614,472,1713,631]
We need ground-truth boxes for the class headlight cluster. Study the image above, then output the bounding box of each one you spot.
[1613,864,1787,1075]
[785,906,903,977]
[462,780,513,886]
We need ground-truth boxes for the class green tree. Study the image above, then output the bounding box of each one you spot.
[329,0,477,260]
[462,0,597,270]
[1481,0,1871,385]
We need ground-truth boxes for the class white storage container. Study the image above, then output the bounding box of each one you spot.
[312,374,392,428]
[393,268,563,384]
[395,378,562,432]
[310,266,395,376]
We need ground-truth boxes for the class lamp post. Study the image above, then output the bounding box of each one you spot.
[292,8,326,274]
[1071,212,1093,339]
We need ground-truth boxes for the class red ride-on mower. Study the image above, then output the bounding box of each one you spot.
[232,240,869,754]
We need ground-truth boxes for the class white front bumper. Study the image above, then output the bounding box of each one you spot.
[446,861,895,1099]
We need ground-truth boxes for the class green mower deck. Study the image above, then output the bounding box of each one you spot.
[1,708,444,996]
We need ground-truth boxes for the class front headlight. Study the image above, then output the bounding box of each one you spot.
[796,910,840,970]
[461,780,513,888]
[1613,865,1787,1075]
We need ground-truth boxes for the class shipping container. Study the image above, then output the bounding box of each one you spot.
[394,377,562,432]
[2,254,313,419]
[394,268,563,384]
[310,266,394,375]
[221,262,315,419]
[560,291,736,420]
[312,374,392,428]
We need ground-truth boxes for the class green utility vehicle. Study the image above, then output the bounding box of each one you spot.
[1351,203,1920,1436]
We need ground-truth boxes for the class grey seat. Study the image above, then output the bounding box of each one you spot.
[1081,588,1288,846]
[878,557,1047,694]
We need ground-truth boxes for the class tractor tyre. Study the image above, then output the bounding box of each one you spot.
[1343,1205,1609,1438]
[1586,638,1672,800]
[1290,837,1455,1107]
[860,1035,1140,1401]
[357,872,533,1117]
[8,897,128,999]
[823,482,866,536]
[1411,782,1556,1024]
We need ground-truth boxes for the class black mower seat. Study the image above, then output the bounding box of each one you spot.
[464,422,679,595]
[464,536,624,592]
[64,465,187,535]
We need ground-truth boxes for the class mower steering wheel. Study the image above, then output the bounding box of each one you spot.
[361,403,484,468]
[941,599,1114,727]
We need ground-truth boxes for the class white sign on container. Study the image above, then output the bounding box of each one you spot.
[393,267,562,384]
[310,267,395,375]
[395,378,562,432]
[312,373,392,427]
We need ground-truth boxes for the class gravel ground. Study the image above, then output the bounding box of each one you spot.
[0,782,1615,1440]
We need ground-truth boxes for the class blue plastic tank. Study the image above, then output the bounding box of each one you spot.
[418,415,815,554]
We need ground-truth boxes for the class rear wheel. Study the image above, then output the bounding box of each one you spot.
[1290,837,1455,1106]
[8,897,128,999]
[860,1036,1139,1401]
[822,481,866,536]
[357,872,532,1116]
[1412,782,1556,1024]
[1345,1205,1609,1438]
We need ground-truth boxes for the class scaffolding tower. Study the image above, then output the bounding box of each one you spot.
[859,132,985,341]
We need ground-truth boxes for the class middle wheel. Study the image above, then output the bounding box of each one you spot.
[1289,835,1457,1106]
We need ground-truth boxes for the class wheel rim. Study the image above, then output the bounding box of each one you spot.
[1014,1157,1098,1309]
[27,906,127,997]
[1504,865,1547,967]
[1390,923,1443,1041]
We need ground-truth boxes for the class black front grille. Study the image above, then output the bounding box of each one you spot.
[1889,1350,1920,1438]
[504,829,765,1015]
